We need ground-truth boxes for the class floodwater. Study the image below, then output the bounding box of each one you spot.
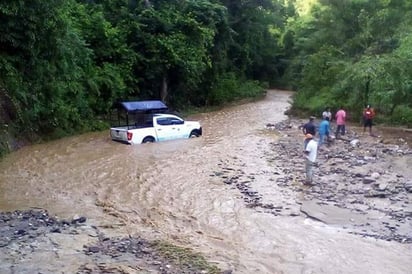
[0,90,411,273]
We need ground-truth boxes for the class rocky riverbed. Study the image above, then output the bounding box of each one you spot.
[0,209,224,273]
[213,118,412,244]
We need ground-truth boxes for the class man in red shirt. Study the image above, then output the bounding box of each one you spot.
[335,107,346,138]
[363,105,375,136]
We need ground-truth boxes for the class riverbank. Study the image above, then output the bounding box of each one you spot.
[0,209,224,273]
[213,118,412,244]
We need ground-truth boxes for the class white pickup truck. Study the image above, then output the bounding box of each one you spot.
[110,100,202,144]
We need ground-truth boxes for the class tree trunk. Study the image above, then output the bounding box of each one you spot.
[390,103,398,116]
[160,76,168,102]
[364,77,370,106]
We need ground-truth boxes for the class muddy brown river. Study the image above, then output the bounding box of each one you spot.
[0,90,411,273]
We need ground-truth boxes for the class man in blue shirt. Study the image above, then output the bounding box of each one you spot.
[318,117,330,146]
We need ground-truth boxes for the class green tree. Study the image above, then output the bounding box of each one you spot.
[286,0,412,124]
[130,0,223,106]
[0,0,92,136]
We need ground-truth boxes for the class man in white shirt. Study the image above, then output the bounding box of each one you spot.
[304,134,318,185]
[322,107,332,121]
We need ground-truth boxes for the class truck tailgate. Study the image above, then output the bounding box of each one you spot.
[110,127,130,143]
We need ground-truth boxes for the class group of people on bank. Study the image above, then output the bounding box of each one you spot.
[301,105,376,185]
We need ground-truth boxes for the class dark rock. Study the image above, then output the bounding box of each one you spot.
[15,229,26,235]
[0,240,10,247]
[404,181,412,193]
[71,216,87,224]
[365,192,389,198]
[61,220,71,226]
[363,178,375,184]
[87,246,100,253]
[50,227,61,233]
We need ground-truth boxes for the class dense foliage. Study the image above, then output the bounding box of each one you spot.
[284,0,412,125]
[1,0,412,156]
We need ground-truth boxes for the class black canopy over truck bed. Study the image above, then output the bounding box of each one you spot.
[111,100,168,129]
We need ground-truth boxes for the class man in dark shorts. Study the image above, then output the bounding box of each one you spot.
[363,105,375,136]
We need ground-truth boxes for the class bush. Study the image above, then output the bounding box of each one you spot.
[388,105,412,127]
[291,90,336,118]
[208,73,265,105]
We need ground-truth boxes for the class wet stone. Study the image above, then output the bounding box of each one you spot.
[363,178,375,184]
[365,192,389,198]
[71,216,87,224]
[370,172,380,179]
[377,183,388,191]
[87,246,100,253]
[50,227,61,233]
[404,181,412,193]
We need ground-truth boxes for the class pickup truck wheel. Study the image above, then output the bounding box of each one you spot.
[142,137,155,143]
[189,130,200,138]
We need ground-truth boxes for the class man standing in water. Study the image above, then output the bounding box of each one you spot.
[303,134,318,185]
